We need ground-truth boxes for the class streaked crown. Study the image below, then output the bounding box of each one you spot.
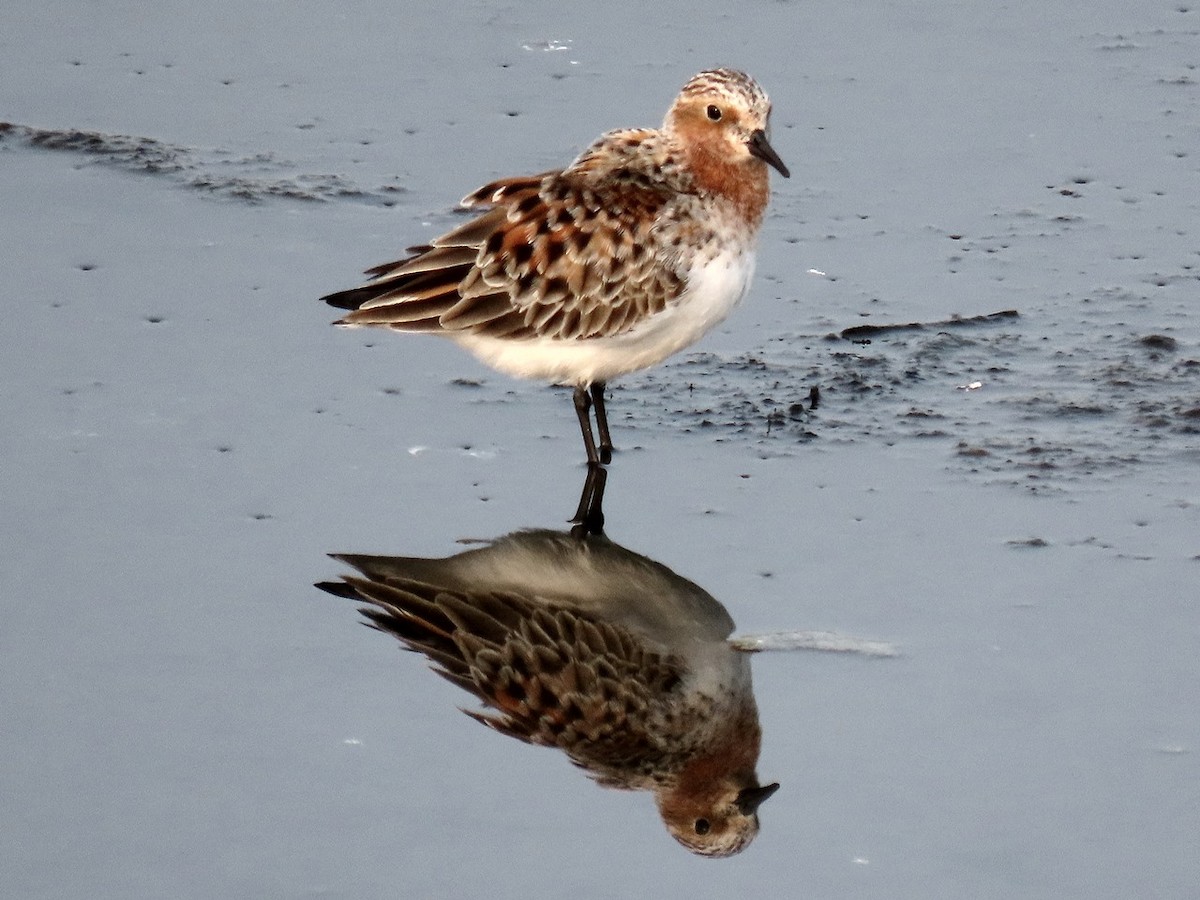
[678,68,772,115]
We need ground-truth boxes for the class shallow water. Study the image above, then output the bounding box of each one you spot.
[2,1,1198,898]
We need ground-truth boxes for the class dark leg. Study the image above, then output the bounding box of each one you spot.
[570,462,607,537]
[590,382,613,465]
[572,386,600,466]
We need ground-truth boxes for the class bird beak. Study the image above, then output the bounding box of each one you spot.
[735,782,781,815]
[747,130,790,178]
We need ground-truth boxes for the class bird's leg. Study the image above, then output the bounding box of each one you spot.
[590,382,613,465]
[570,462,607,537]
[573,385,601,466]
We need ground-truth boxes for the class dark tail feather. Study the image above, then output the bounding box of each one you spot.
[314,580,359,599]
[321,283,391,311]
[323,243,477,312]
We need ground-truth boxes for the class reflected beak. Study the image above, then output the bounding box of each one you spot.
[747,130,790,178]
[735,782,781,815]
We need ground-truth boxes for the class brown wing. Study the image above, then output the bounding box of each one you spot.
[315,572,685,780]
[321,133,688,341]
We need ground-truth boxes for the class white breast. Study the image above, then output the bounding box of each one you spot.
[453,244,758,387]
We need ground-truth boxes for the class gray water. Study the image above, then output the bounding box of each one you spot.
[2,1,1197,897]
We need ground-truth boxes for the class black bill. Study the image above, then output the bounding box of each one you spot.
[747,129,790,178]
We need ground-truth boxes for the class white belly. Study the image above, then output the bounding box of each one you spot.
[453,245,757,386]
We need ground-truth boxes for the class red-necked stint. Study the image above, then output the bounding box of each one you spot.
[323,68,788,465]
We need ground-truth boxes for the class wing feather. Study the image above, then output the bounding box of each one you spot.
[320,130,689,341]
[318,570,686,779]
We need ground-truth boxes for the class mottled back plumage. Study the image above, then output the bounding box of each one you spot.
[326,130,692,341]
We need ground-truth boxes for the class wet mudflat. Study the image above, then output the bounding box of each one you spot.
[2,2,1197,898]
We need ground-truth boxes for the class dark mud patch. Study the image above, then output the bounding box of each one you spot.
[839,309,1020,341]
[0,121,402,205]
[627,309,1200,488]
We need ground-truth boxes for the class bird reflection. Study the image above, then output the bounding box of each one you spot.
[316,471,778,857]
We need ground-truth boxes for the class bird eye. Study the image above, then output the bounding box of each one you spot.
[694,818,711,835]
[706,104,722,122]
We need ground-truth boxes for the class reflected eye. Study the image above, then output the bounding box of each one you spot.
[694,818,711,835]
[706,104,722,122]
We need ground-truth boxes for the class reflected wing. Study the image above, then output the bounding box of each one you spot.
[316,572,685,782]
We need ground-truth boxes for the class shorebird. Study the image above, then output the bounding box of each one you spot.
[322,67,788,465]
[317,526,779,856]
